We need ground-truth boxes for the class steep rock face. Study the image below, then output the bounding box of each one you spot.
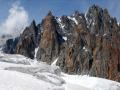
[57,17,92,74]
[87,5,120,82]
[36,11,63,64]
[15,20,39,59]
[86,5,104,34]
[56,15,75,36]
[90,17,120,82]
[56,11,85,38]
[3,37,19,54]
[57,5,120,82]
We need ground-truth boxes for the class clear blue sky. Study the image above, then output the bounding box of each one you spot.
[0,0,120,25]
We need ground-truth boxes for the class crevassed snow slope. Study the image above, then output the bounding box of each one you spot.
[0,52,64,90]
[0,52,120,90]
[0,70,53,90]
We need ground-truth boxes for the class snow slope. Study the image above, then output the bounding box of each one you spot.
[0,52,120,90]
[0,70,53,90]
[62,74,120,90]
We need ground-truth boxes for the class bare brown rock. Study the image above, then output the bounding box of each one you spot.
[57,5,120,82]
[36,11,63,64]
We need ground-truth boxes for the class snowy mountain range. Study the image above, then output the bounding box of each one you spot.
[0,5,120,90]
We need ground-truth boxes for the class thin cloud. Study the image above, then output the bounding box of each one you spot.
[0,1,29,36]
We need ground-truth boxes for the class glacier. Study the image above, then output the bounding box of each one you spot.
[0,51,119,90]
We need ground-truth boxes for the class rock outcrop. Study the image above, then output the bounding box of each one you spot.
[15,20,39,59]
[36,11,63,64]
[56,5,120,82]
[3,37,19,54]
[57,16,92,74]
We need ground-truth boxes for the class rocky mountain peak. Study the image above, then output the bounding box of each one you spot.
[73,10,81,17]
[14,19,39,59]
[30,20,36,28]
[36,12,63,64]
[3,5,120,82]
[89,4,103,13]
[47,10,53,16]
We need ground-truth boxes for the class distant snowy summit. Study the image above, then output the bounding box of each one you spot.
[2,5,120,82]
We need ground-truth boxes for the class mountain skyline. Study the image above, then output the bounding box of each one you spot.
[0,0,120,22]
[2,3,120,82]
[0,0,120,35]
[0,1,120,89]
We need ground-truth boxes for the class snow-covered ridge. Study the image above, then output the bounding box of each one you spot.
[56,17,65,29]
[0,52,119,90]
[67,16,78,25]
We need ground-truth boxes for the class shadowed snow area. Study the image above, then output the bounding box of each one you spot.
[0,51,120,90]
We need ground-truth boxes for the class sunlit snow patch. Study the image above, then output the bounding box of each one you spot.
[51,57,59,66]
[57,17,65,29]
[83,46,88,52]
[67,16,78,25]
[34,47,39,58]
[62,73,120,90]
[62,36,67,41]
